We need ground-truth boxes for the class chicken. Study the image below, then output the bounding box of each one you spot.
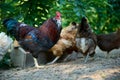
[3,11,62,68]
[0,32,13,61]
[76,17,97,63]
[48,22,78,64]
[96,28,120,57]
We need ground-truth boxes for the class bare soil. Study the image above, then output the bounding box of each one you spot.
[0,47,120,80]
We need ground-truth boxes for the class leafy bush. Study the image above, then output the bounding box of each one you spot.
[0,52,13,69]
[0,0,120,33]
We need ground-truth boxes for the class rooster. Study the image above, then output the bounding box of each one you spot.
[48,22,78,64]
[0,32,13,61]
[3,11,62,68]
[96,28,120,58]
[76,17,97,63]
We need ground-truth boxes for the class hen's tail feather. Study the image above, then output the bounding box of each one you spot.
[78,17,88,33]
[81,17,88,30]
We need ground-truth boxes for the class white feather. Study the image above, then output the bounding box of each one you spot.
[0,32,13,61]
[20,23,27,27]
[76,38,88,53]
[81,38,86,53]
[56,19,61,28]
[61,39,72,47]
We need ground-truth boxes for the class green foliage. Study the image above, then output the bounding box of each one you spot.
[0,0,120,69]
[0,0,120,33]
[49,0,120,33]
[0,52,13,69]
[0,0,55,27]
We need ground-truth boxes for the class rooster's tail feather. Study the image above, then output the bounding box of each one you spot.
[3,18,18,35]
[3,18,18,32]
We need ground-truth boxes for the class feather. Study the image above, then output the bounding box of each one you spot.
[47,22,78,64]
[3,12,62,67]
[76,17,97,63]
[0,32,13,61]
[97,29,120,54]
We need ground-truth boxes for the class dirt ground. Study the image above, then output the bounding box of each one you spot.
[0,47,120,80]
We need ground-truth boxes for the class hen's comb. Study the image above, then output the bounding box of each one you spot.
[56,11,61,16]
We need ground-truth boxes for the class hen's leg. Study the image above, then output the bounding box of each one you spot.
[89,51,96,61]
[105,52,110,58]
[64,52,78,62]
[47,56,60,65]
[84,52,90,63]
[64,54,71,62]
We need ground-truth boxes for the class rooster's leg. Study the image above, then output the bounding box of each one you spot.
[84,52,90,63]
[47,56,60,65]
[33,57,44,68]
